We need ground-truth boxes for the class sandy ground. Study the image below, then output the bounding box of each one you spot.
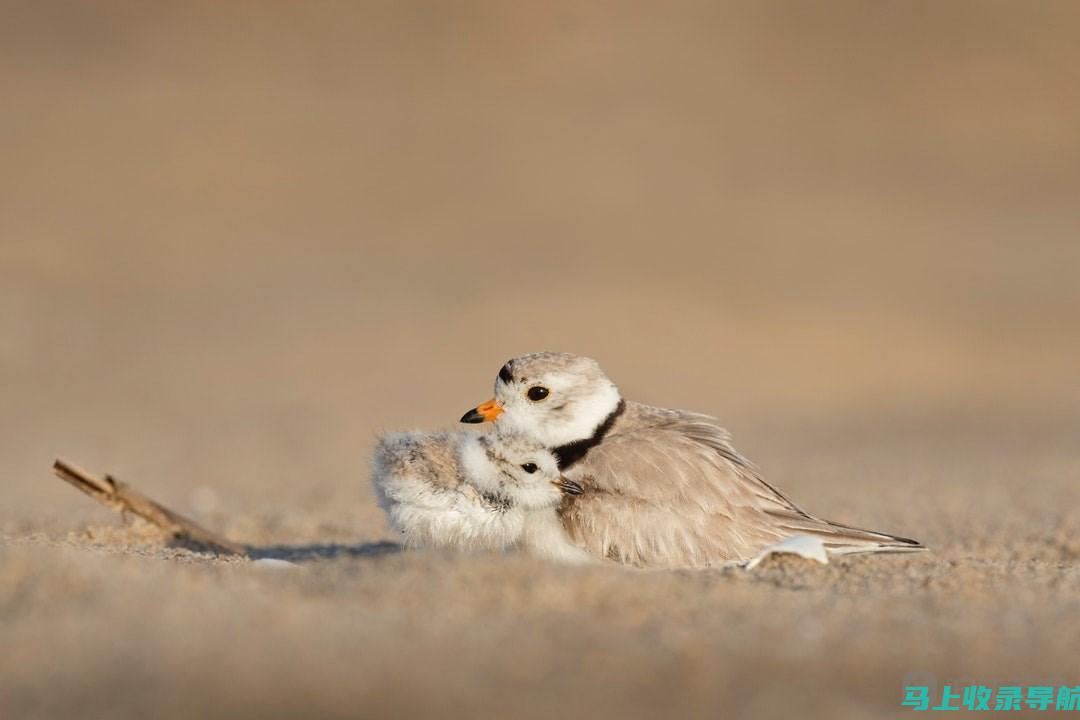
[5,419,1080,720]
[3,2,1080,718]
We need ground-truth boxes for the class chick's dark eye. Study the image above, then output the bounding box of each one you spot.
[526,386,549,402]
[520,463,538,474]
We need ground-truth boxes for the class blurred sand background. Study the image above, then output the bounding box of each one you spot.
[2,1,1079,718]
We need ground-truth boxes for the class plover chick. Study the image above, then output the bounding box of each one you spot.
[461,352,925,569]
[372,431,592,563]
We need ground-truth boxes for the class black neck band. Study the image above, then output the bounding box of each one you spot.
[552,399,626,470]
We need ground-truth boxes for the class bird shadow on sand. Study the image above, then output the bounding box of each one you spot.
[244,540,402,563]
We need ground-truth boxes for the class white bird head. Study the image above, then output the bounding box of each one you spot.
[460,352,622,449]
[458,432,582,510]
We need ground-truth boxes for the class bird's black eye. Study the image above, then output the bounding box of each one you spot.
[526,386,549,402]
[521,463,538,474]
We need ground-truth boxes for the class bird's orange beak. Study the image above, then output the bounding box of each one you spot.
[460,398,504,424]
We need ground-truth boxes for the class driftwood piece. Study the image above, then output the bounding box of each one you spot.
[52,458,247,557]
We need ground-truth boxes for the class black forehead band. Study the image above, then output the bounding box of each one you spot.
[498,363,513,384]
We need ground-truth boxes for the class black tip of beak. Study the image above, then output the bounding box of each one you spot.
[460,409,485,424]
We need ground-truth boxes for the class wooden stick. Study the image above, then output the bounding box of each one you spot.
[53,458,247,557]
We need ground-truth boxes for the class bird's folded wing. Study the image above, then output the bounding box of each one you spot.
[567,409,808,513]
[559,409,924,565]
[558,418,795,566]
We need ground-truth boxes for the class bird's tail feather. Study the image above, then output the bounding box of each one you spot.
[771,512,926,555]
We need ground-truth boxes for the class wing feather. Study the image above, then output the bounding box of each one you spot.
[559,403,924,566]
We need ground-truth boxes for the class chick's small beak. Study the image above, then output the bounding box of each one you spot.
[460,398,503,424]
[555,477,584,496]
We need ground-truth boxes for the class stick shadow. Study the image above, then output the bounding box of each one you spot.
[244,540,402,562]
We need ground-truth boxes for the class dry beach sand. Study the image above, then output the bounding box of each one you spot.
[2,2,1080,718]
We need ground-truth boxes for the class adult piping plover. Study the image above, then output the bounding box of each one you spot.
[461,352,925,569]
[372,431,592,563]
